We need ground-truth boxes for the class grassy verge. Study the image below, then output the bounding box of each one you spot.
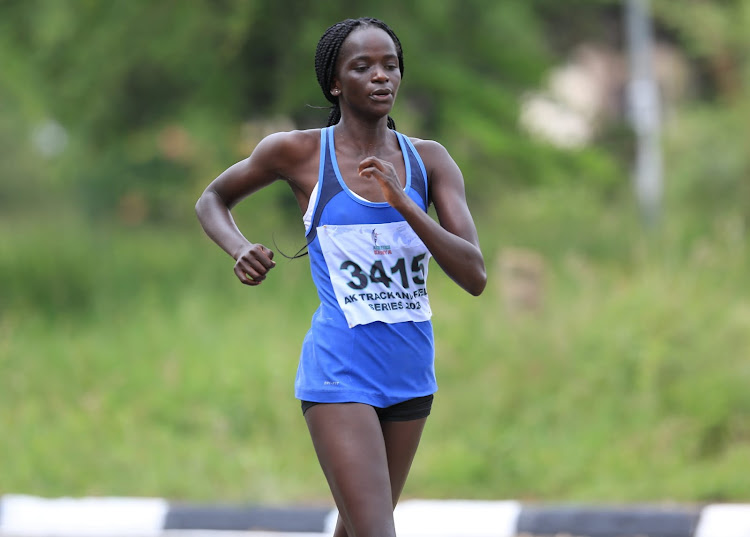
[1,187,748,503]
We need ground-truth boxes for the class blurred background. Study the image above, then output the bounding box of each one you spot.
[1,0,748,505]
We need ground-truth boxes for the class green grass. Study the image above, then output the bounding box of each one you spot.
[1,187,749,504]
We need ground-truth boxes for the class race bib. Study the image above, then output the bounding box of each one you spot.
[317,221,432,328]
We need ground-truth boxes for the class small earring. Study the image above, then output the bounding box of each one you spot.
[331,89,340,96]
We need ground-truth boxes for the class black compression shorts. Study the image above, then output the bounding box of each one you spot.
[300,394,434,422]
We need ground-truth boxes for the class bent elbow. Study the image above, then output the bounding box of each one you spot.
[195,191,212,222]
[463,264,487,297]
[194,199,205,227]
[469,271,487,296]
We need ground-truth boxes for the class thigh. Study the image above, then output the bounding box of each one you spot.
[381,417,428,506]
[305,403,396,537]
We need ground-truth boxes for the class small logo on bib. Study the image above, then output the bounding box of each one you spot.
[371,228,392,255]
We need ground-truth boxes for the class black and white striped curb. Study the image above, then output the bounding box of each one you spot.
[1,495,749,536]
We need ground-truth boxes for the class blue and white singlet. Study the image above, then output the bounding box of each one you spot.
[294,126,437,407]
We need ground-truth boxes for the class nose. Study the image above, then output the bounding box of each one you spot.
[372,65,389,81]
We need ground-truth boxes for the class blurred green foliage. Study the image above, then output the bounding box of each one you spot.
[0,0,614,220]
[2,0,748,219]
[1,0,749,502]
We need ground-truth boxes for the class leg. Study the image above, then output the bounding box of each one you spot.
[381,417,428,507]
[326,418,428,537]
[305,403,396,537]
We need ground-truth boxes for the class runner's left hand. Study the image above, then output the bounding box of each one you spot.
[358,156,405,208]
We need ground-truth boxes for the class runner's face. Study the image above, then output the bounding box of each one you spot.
[333,27,401,118]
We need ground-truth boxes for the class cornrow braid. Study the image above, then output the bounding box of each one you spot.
[314,17,404,129]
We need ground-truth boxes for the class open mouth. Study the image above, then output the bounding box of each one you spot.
[370,89,393,100]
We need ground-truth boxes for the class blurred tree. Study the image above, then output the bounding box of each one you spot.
[650,0,749,219]
[653,0,746,101]
[1,0,745,224]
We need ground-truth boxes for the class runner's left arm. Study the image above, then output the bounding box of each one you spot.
[358,141,486,296]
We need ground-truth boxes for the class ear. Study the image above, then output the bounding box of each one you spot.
[330,74,343,96]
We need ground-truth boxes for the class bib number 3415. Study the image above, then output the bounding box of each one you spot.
[340,254,426,290]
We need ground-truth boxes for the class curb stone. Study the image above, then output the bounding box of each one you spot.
[1,495,749,536]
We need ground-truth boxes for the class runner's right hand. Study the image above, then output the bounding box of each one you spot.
[233,243,276,286]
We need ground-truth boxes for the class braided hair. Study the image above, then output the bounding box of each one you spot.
[315,17,404,129]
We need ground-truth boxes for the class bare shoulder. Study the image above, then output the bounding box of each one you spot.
[409,136,447,155]
[252,128,320,169]
[408,136,459,173]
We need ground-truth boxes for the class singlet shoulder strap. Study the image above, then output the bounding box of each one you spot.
[396,132,429,209]
[305,126,344,239]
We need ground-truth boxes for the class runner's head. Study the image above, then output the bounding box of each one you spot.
[315,17,404,128]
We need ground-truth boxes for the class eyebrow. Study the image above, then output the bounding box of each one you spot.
[348,53,399,62]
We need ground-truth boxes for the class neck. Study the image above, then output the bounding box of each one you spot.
[334,116,393,154]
